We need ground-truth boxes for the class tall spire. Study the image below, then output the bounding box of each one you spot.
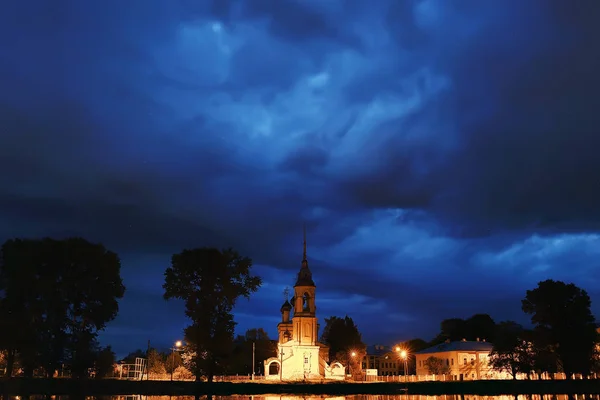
[303,223,307,262]
[295,223,315,286]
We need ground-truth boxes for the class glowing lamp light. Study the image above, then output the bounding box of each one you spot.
[175,340,183,348]
[395,346,400,352]
[400,350,407,359]
[351,351,357,357]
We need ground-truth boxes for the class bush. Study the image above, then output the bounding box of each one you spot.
[172,365,194,380]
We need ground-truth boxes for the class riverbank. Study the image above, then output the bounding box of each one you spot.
[0,378,599,396]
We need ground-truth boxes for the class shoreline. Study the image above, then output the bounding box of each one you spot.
[0,378,599,396]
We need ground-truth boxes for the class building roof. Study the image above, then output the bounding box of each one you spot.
[295,262,315,286]
[415,340,493,355]
[280,300,292,312]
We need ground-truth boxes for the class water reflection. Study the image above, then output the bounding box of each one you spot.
[3,396,600,400]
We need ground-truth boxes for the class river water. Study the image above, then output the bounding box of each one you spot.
[6,395,600,400]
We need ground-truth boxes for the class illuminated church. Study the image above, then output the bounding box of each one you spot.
[263,230,345,381]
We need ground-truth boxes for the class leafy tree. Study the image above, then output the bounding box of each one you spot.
[69,331,100,378]
[432,314,496,344]
[320,315,366,378]
[424,356,450,375]
[163,247,261,382]
[592,336,600,374]
[465,314,496,341]
[0,238,125,377]
[172,365,194,380]
[489,321,534,379]
[0,238,48,377]
[522,280,598,378]
[162,350,183,374]
[435,318,466,343]
[147,348,166,376]
[531,337,560,378]
[95,346,116,378]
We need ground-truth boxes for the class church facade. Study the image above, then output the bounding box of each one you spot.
[263,232,345,381]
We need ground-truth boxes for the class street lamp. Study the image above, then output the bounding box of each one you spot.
[170,340,183,381]
[400,350,408,382]
[395,347,409,381]
[349,351,363,381]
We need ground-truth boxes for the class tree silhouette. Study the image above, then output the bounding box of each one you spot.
[438,318,467,342]
[465,314,496,341]
[320,315,366,377]
[489,321,534,379]
[522,279,598,378]
[433,314,496,344]
[95,346,116,378]
[163,247,261,382]
[0,238,125,377]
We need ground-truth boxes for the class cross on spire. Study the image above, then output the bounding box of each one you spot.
[303,223,307,262]
[283,286,290,302]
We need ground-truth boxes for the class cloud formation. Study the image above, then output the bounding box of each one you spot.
[2,0,600,355]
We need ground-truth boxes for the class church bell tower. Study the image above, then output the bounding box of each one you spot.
[291,226,318,345]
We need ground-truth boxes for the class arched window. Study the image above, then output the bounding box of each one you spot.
[303,292,310,311]
[268,362,280,375]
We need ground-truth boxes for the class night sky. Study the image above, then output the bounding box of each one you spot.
[2,0,600,357]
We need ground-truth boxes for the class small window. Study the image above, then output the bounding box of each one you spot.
[463,358,467,365]
[446,359,449,365]
[451,358,454,365]
[304,356,309,364]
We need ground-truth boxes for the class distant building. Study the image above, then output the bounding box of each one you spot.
[263,230,345,381]
[415,338,509,380]
[361,345,402,376]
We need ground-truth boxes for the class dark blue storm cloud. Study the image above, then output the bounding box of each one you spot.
[1,0,600,356]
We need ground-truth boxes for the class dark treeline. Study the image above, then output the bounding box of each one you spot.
[1,236,598,383]
[0,238,125,378]
[0,239,266,382]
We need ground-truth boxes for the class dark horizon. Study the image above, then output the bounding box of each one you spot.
[2,0,600,359]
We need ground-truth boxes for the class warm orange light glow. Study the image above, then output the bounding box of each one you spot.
[400,350,407,359]
[175,340,182,347]
[395,346,400,352]
[351,351,356,357]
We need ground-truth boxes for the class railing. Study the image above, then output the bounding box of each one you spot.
[212,375,265,382]
[119,372,599,382]
[352,373,595,382]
